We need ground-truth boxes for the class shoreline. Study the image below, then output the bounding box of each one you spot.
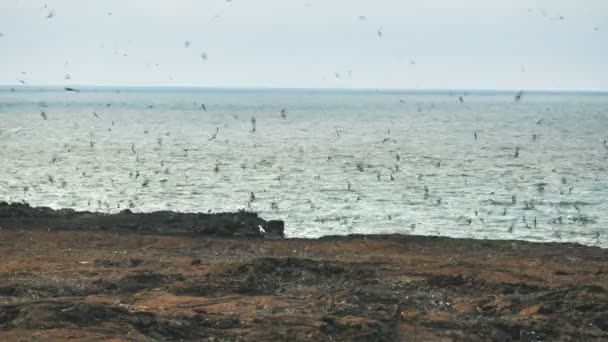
[1,201,603,249]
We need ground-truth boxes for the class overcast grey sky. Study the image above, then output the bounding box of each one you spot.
[1,0,607,90]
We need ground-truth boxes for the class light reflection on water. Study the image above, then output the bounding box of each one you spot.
[1,87,607,247]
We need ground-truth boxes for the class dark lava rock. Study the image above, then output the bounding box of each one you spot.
[0,201,284,238]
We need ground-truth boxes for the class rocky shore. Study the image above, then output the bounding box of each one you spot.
[0,202,284,239]
[0,202,607,341]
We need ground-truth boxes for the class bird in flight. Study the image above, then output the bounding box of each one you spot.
[514,91,523,102]
[208,127,219,141]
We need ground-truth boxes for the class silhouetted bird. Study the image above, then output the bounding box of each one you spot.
[201,103,207,111]
[93,112,99,118]
[280,108,287,119]
[514,91,523,102]
[458,96,464,103]
[514,147,520,158]
[64,87,80,92]
[208,127,219,141]
[474,132,478,140]
[40,111,47,120]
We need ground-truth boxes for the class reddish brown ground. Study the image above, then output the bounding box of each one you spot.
[0,229,606,341]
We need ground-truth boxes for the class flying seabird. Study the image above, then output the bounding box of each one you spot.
[208,127,219,141]
[514,90,523,102]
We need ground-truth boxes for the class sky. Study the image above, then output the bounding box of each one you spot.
[0,0,607,90]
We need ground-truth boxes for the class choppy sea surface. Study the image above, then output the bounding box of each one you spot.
[1,86,607,247]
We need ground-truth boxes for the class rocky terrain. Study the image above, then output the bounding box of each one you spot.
[0,203,607,341]
[0,202,284,238]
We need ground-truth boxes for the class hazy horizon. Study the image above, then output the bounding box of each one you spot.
[3,84,608,95]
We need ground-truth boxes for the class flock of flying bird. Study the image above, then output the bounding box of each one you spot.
[1,4,605,243]
[25,84,606,245]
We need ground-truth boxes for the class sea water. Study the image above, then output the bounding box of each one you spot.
[1,86,607,247]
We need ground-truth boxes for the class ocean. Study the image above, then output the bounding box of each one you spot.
[1,86,607,247]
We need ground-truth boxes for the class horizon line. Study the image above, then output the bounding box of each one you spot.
[2,84,608,94]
